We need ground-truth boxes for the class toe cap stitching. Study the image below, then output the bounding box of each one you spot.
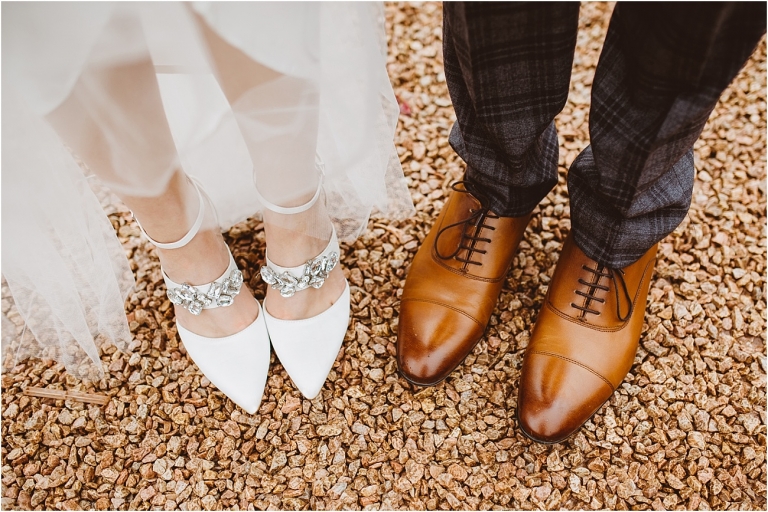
[400,298,485,327]
[530,350,615,392]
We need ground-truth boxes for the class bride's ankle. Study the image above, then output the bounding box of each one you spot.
[156,228,231,285]
[261,196,334,266]
[263,225,333,267]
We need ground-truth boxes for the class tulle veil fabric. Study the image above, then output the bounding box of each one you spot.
[1,2,414,379]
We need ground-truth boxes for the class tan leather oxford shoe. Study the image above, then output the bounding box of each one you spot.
[517,234,657,443]
[397,182,530,386]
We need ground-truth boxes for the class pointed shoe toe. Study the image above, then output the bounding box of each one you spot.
[517,351,614,444]
[264,282,350,399]
[397,299,485,386]
[177,301,271,414]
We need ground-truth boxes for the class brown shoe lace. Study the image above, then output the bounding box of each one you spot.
[572,264,633,322]
[434,182,499,271]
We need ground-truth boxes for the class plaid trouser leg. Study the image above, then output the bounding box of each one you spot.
[570,2,767,267]
[443,2,580,216]
[445,2,765,267]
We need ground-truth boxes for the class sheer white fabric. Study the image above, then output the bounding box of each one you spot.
[2,88,136,380]
[1,2,413,379]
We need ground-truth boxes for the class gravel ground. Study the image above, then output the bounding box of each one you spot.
[2,3,766,510]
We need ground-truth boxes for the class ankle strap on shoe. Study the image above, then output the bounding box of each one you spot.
[134,176,206,250]
[253,155,326,215]
[164,251,244,315]
[260,227,339,298]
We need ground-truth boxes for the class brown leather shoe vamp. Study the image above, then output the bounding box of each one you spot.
[518,235,658,443]
[398,182,530,386]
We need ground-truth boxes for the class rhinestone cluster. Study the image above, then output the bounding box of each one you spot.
[261,252,338,298]
[167,269,244,315]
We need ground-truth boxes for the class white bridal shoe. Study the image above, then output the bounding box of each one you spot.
[256,166,351,399]
[261,228,350,399]
[137,178,270,414]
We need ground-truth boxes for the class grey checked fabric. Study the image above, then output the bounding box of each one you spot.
[444,2,766,268]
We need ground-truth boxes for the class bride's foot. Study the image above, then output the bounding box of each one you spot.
[260,208,350,399]
[130,174,270,414]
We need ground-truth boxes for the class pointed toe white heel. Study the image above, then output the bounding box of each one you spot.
[260,228,350,399]
[176,314,269,414]
[167,256,270,414]
[137,178,270,414]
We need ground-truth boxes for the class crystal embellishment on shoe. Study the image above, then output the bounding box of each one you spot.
[168,268,244,315]
[261,228,341,298]
[260,252,338,298]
